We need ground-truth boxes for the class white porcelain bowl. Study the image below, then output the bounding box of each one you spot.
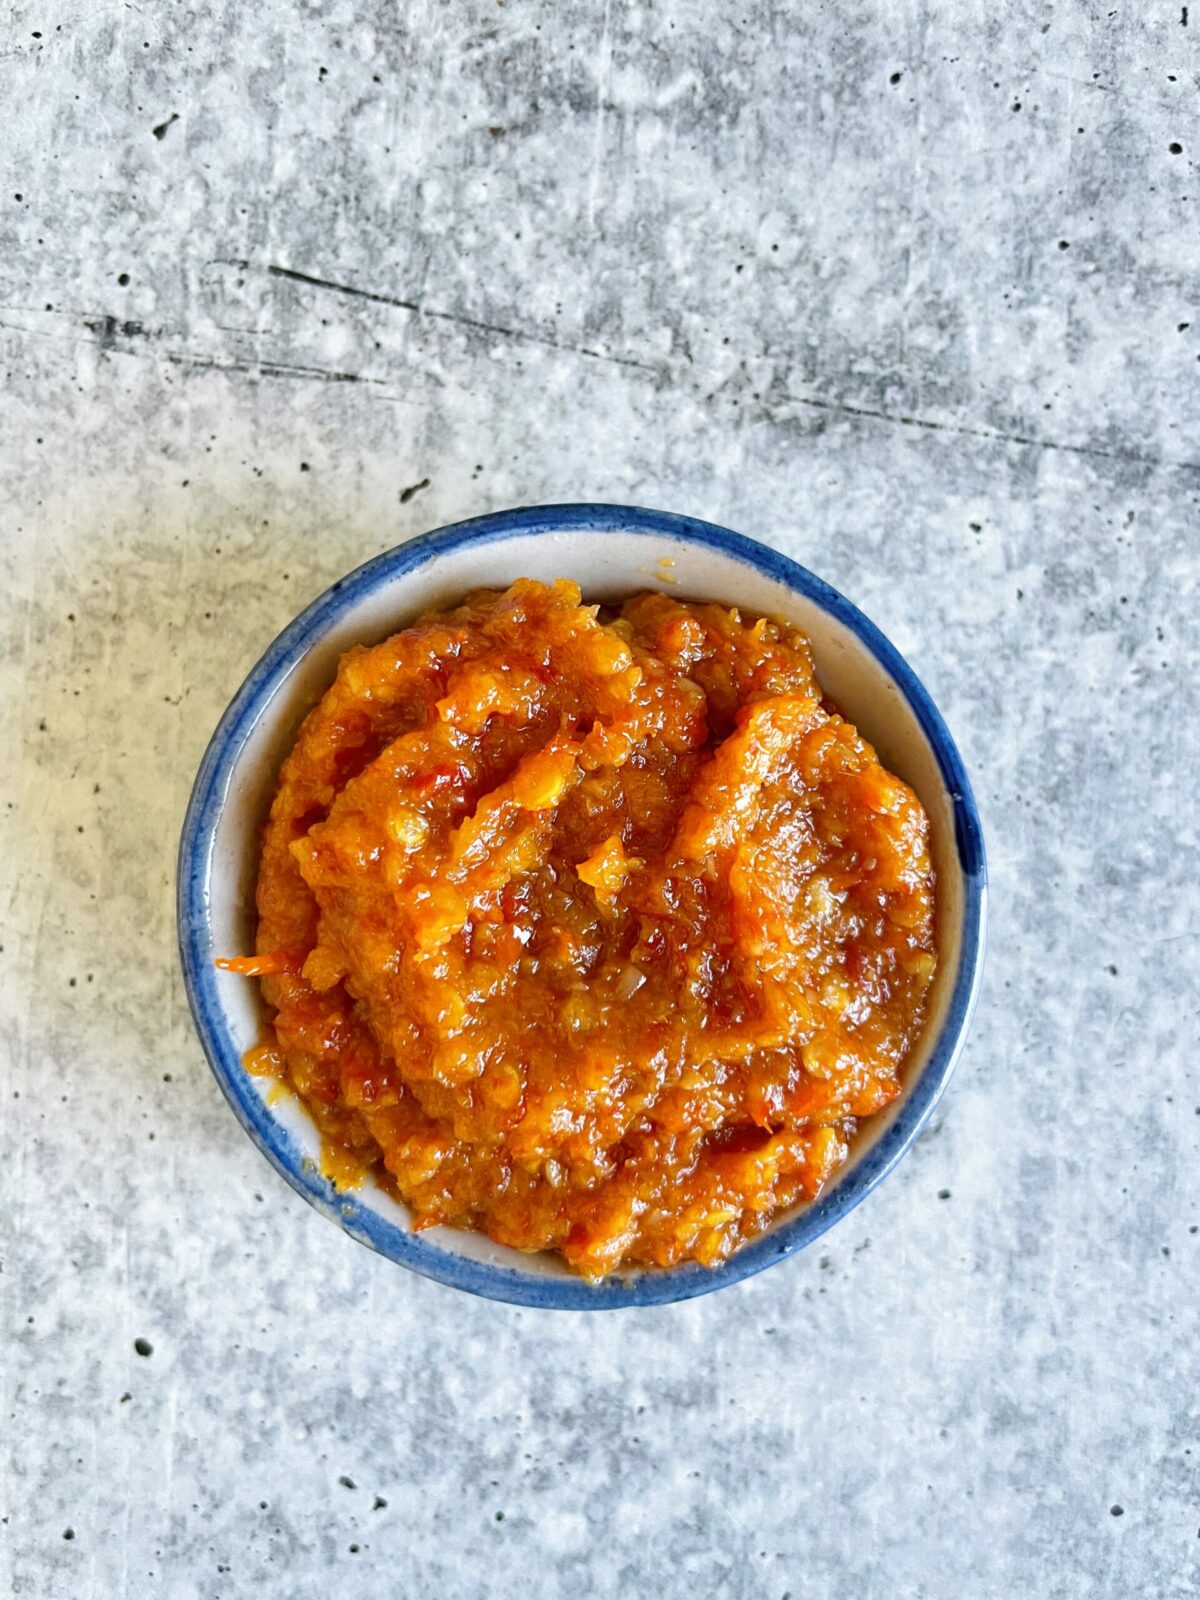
[178,504,987,1308]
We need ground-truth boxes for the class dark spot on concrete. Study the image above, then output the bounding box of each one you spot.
[1106,964,1118,976]
[399,477,430,504]
[134,1338,153,1357]
[1012,100,1022,112]
[117,272,130,286]
[119,1392,131,1402]
[85,314,145,343]
[152,113,179,140]
[1111,1504,1124,1517]
[1058,240,1070,250]
[969,521,982,532]
[63,1528,74,1540]
[338,1475,356,1489]
[889,71,902,84]
[299,461,310,472]
[494,1511,505,1522]
[348,1543,359,1553]
[938,1189,951,1200]
[373,1496,387,1510]
[1169,142,1183,154]
[38,718,47,731]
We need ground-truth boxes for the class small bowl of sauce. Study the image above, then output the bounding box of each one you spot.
[179,504,986,1308]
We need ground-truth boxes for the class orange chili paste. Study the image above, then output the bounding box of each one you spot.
[235,579,936,1276]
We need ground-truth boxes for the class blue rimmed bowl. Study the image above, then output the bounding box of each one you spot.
[178,503,987,1309]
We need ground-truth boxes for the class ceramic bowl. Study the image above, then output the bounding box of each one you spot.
[178,503,987,1309]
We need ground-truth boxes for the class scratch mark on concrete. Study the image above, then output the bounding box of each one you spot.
[257,261,657,373]
[776,389,1200,473]
[0,314,389,387]
[3,302,1195,474]
[266,263,419,313]
[162,350,385,386]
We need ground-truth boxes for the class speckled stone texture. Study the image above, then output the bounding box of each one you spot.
[2,2,1198,1595]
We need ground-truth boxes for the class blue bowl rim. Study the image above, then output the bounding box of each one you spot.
[177,502,988,1310]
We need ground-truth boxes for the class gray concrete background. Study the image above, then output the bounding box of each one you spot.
[2,3,1197,1596]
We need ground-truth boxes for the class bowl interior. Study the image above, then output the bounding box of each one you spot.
[182,510,983,1306]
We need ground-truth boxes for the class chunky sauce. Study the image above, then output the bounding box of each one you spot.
[231,579,936,1276]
